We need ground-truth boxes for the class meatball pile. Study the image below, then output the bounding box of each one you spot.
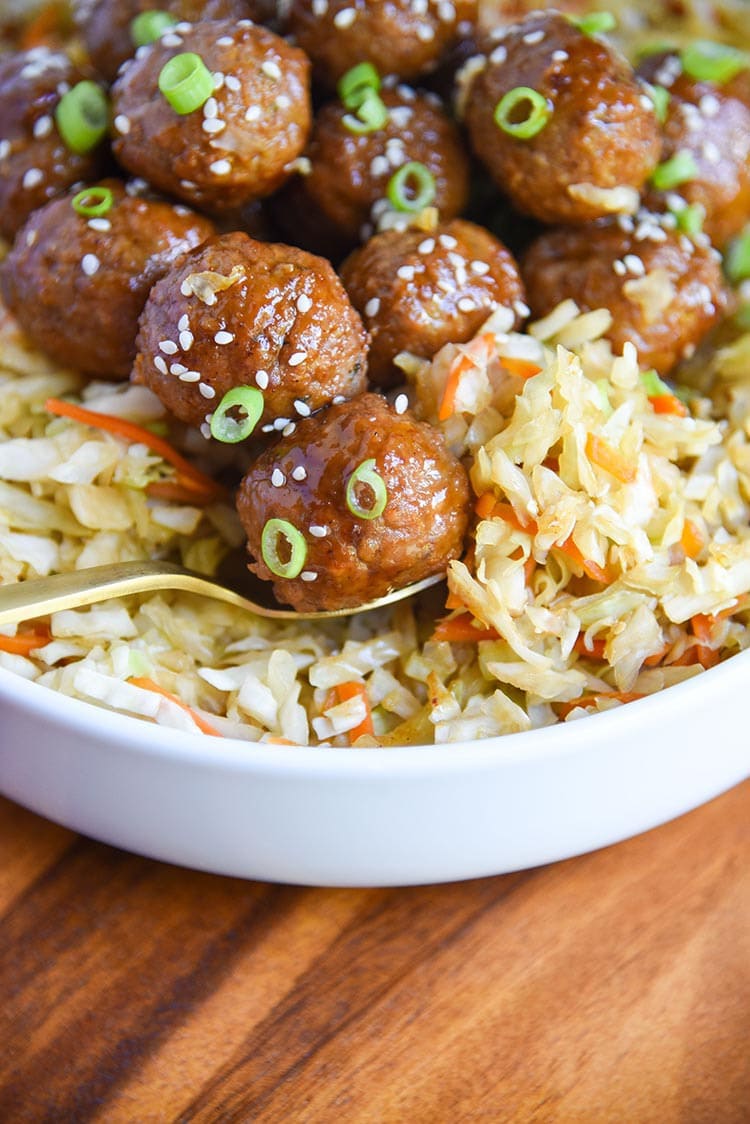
[0,4,747,612]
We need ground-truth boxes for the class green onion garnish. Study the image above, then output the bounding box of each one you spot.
[386,161,436,212]
[261,518,307,580]
[342,88,388,134]
[649,84,670,124]
[158,52,214,115]
[670,200,705,236]
[130,10,178,48]
[725,225,750,284]
[345,458,388,520]
[574,11,617,36]
[71,185,114,217]
[640,369,673,397]
[493,86,550,139]
[209,386,264,444]
[55,81,109,154]
[680,40,749,85]
[650,150,698,190]
[338,61,380,109]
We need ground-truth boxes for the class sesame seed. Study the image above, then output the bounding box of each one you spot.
[255,370,269,389]
[216,35,234,46]
[180,280,192,297]
[369,154,390,177]
[438,2,455,21]
[209,158,232,176]
[309,524,328,537]
[274,417,290,430]
[551,49,569,62]
[332,395,346,405]
[114,114,131,135]
[288,351,307,366]
[22,167,44,189]
[291,465,307,481]
[490,44,507,64]
[178,314,190,332]
[213,72,225,90]
[225,74,241,92]
[523,29,545,44]
[214,330,234,345]
[300,571,318,582]
[418,238,436,254]
[294,399,311,417]
[296,294,313,313]
[513,300,531,318]
[203,97,218,118]
[623,253,645,276]
[202,118,226,135]
[25,230,37,246]
[439,234,458,249]
[200,421,212,440]
[613,259,627,276]
[261,59,282,80]
[81,253,100,276]
[159,340,178,355]
[312,0,328,14]
[282,422,297,437]
[702,140,720,165]
[0,140,10,160]
[364,297,381,317]
[180,371,201,382]
[333,7,356,28]
[161,32,182,47]
[154,356,168,374]
[275,94,291,109]
[199,382,216,399]
[457,297,475,313]
[416,22,435,41]
[179,330,194,350]
[245,105,261,122]
[87,217,111,232]
[271,468,286,487]
[699,93,720,118]
[170,362,188,375]
[470,260,490,275]
[397,265,416,281]
[33,115,53,138]
[394,393,408,414]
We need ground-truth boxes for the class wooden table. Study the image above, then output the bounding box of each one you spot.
[0,781,748,1123]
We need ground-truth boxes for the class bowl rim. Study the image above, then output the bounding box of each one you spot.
[2,644,748,777]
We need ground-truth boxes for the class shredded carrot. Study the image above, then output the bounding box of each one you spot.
[557,691,644,720]
[680,518,705,560]
[475,495,537,534]
[643,646,669,667]
[128,676,223,737]
[327,681,374,743]
[265,736,296,745]
[585,433,637,484]
[19,2,67,48]
[438,332,494,421]
[649,393,688,417]
[523,555,536,585]
[45,398,223,501]
[0,624,51,657]
[556,535,613,584]
[432,612,500,643]
[573,634,607,660]
[499,356,542,379]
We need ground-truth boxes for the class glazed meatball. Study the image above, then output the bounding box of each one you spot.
[0,180,216,378]
[236,392,470,612]
[463,11,662,225]
[0,48,107,242]
[638,49,750,248]
[276,84,470,258]
[73,0,266,84]
[285,0,478,88]
[111,19,311,213]
[341,218,527,386]
[133,231,369,433]
[522,213,727,374]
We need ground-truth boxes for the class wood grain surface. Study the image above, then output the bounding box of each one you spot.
[0,781,748,1124]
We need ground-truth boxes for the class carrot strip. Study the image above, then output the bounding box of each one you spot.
[475,495,537,534]
[334,681,374,742]
[438,332,494,421]
[432,613,500,643]
[649,393,688,417]
[499,356,541,379]
[557,691,644,720]
[573,634,607,660]
[680,518,705,560]
[265,736,296,745]
[128,676,223,737]
[0,624,51,657]
[45,398,223,500]
[585,433,637,484]
[557,535,613,584]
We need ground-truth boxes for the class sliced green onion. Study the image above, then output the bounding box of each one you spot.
[650,150,698,190]
[649,83,670,124]
[345,458,388,520]
[71,185,114,217]
[640,369,672,397]
[670,200,705,236]
[261,518,307,580]
[158,52,214,115]
[680,40,749,85]
[55,81,109,154]
[386,161,436,212]
[342,88,388,134]
[493,86,550,140]
[338,61,380,109]
[209,386,264,444]
[131,9,178,48]
[574,11,617,36]
[725,225,750,284]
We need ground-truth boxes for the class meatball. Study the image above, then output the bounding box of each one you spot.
[236,392,470,612]
[463,11,662,225]
[0,48,107,242]
[341,218,527,386]
[0,180,216,378]
[522,213,727,374]
[133,231,369,434]
[111,19,311,213]
[73,0,265,84]
[285,0,478,88]
[276,84,470,258]
[638,50,750,248]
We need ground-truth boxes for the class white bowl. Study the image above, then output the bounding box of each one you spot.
[1,650,748,886]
